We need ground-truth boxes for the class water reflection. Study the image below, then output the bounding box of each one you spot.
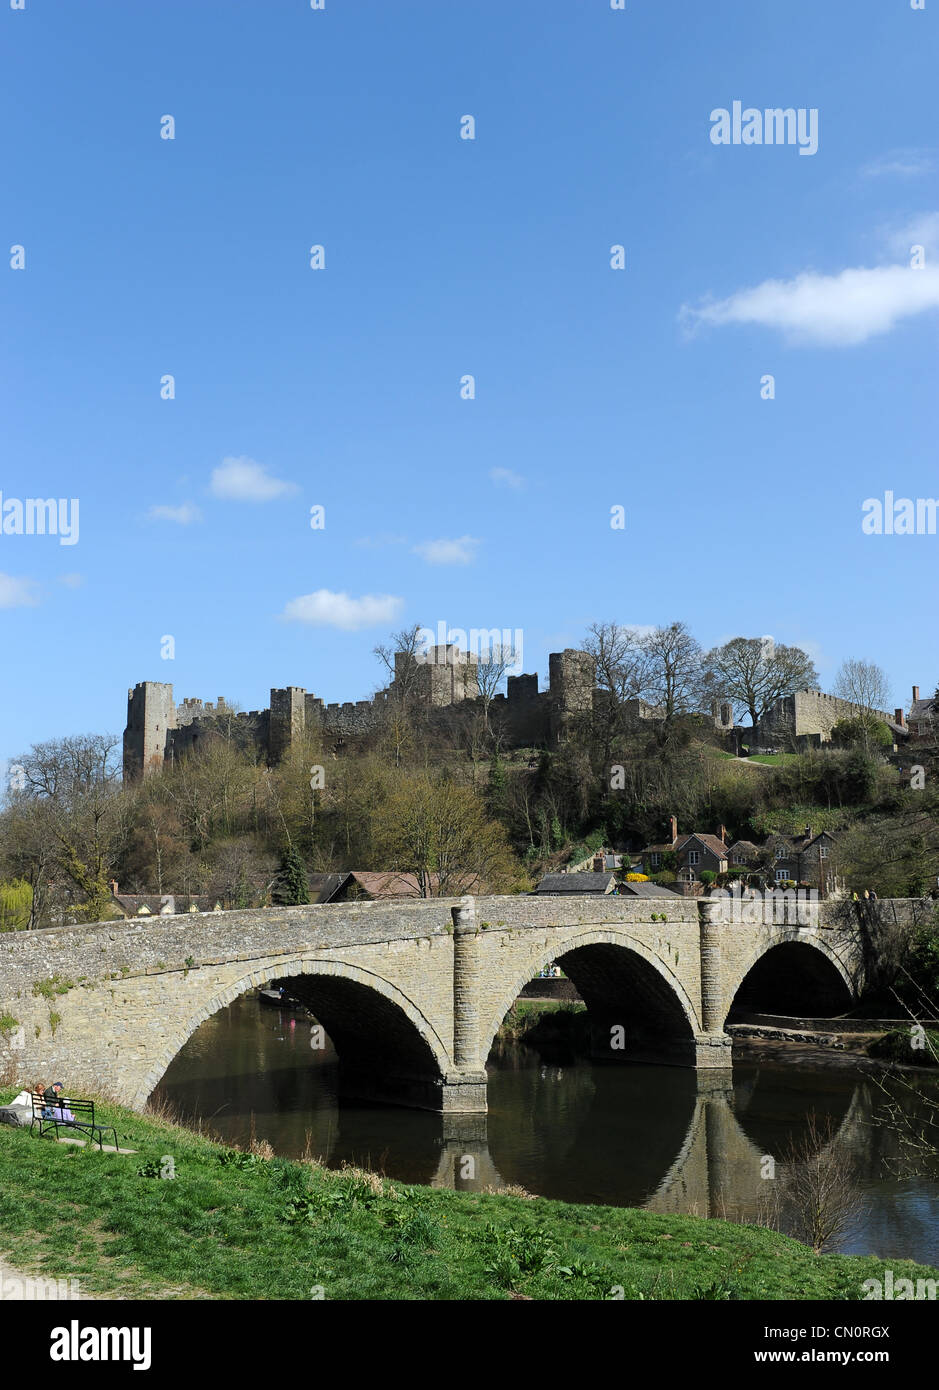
[153,994,939,1265]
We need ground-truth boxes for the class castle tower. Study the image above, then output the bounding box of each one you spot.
[269,686,306,763]
[548,649,594,743]
[123,682,176,781]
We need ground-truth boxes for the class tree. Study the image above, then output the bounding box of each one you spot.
[475,639,518,741]
[831,717,892,751]
[580,622,652,765]
[641,622,703,736]
[0,878,32,931]
[373,622,427,767]
[272,845,310,906]
[5,734,126,923]
[833,659,891,757]
[370,771,522,897]
[703,637,819,732]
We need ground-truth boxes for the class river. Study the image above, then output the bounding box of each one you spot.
[152,994,939,1266]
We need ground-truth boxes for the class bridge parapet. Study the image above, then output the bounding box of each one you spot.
[0,896,920,1114]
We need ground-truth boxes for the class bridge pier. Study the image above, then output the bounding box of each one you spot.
[446,897,491,1113]
[695,899,734,1073]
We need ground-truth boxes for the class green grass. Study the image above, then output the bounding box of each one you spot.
[868,1028,939,1067]
[747,754,798,766]
[1,1086,937,1301]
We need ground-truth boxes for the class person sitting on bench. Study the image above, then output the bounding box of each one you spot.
[41,1082,75,1125]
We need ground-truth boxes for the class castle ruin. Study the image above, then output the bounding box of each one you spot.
[122,644,613,781]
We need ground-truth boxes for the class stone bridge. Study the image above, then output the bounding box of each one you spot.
[0,894,921,1114]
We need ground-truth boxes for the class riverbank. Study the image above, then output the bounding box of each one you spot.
[498,1001,939,1074]
[1,1086,937,1301]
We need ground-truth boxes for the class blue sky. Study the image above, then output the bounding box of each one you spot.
[1,0,937,770]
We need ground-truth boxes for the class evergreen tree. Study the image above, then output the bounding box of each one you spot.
[273,846,309,906]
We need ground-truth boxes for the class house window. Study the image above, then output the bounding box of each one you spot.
[687,851,700,866]
[819,846,829,859]
[775,868,790,882]
[681,867,696,882]
[650,853,661,868]
[775,847,786,859]
[733,854,744,865]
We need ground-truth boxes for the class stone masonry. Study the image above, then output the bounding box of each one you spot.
[0,895,914,1115]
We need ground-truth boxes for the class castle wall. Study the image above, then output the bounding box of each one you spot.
[760,690,895,744]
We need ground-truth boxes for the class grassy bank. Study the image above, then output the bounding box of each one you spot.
[497,999,589,1047]
[868,1028,939,1067]
[1,1087,937,1301]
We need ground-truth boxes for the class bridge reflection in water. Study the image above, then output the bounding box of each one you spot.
[153,995,939,1263]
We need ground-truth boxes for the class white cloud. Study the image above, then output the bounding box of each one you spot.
[281,589,403,631]
[882,211,939,259]
[148,503,203,525]
[0,573,39,609]
[412,535,480,565]
[489,467,525,490]
[861,149,935,179]
[681,263,939,346]
[210,456,298,501]
[59,573,84,588]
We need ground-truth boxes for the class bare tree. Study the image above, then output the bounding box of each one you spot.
[834,658,890,715]
[581,622,653,764]
[703,637,819,732]
[374,622,427,767]
[641,622,703,733]
[833,658,892,756]
[760,1112,866,1253]
[5,734,126,922]
[475,639,519,740]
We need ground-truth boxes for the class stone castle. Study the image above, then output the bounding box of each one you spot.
[122,640,915,783]
[122,645,625,781]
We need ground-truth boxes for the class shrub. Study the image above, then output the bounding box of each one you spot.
[0,879,32,932]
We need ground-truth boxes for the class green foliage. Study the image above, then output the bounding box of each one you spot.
[832,717,893,750]
[867,1028,939,1067]
[0,878,32,932]
[272,847,309,906]
[31,975,75,1000]
[0,1012,20,1036]
[699,870,717,886]
[216,1148,266,1170]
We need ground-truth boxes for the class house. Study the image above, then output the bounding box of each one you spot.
[908,684,938,739]
[535,872,616,895]
[614,880,680,898]
[763,826,836,890]
[727,839,761,868]
[107,882,217,917]
[329,870,485,901]
[640,818,729,885]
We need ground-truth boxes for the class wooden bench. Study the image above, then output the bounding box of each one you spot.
[30,1092,118,1152]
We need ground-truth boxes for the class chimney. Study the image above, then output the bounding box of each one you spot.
[895,708,905,727]
[109,879,119,896]
[804,825,812,840]
[913,685,920,703]
[719,824,727,844]
[669,815,678,844]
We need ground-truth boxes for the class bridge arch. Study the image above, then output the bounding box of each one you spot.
[139,956,451,1110]
[725,935,856,1024]
[481,928,701,1069]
